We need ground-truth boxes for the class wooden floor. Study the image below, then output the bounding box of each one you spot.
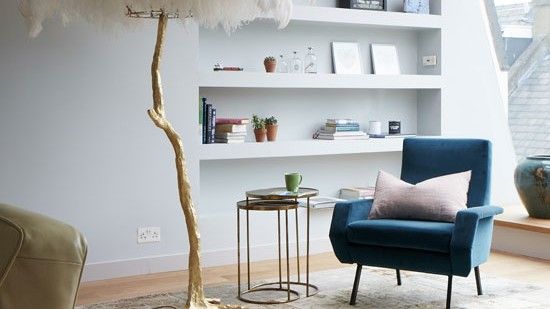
[76,251,550,306]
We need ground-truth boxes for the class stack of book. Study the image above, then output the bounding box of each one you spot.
[313,119,368,140]
[214,118,249,143]
[339,187,376,200]
[298,196,345,209]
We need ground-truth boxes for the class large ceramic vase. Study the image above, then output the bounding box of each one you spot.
[514,155,550,218]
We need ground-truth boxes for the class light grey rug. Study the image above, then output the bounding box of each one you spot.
[79,267,548,308]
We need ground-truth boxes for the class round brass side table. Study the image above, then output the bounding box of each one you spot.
[236,187,319,304]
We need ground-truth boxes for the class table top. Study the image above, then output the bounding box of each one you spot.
[245,187,319,200]
[237,199,299,211]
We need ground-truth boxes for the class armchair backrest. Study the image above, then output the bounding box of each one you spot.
[401,138,492,207]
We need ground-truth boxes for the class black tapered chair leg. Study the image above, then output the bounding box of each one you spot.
[396,269,402,286]
[350,264,363,305]
[474,266,483,295]
[446,276,453,309]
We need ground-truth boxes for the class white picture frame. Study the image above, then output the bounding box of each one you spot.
[331,42,363,74]
[370,44,401,75]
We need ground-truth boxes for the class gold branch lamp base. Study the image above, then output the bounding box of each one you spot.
[139,10,245,309]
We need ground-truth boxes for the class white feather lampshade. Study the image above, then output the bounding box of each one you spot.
[18,0,293,37]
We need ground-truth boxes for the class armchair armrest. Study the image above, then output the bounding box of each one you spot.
[457,206,503,221]
[329,199,373,263]
[450,205,503,276]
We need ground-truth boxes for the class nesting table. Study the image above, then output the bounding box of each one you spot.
[236,187,319,304]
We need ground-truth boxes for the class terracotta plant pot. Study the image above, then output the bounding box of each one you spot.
[264,61,277,73]
[254,128,267,142]
[266,124,278,141]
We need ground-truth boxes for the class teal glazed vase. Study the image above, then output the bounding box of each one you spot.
[514,155,550,218]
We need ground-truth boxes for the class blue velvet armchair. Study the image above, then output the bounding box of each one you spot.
[329,138,503,309]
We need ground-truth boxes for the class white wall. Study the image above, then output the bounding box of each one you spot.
[442,0,519,205]
[0,0,200,276]
[0,0,522,282]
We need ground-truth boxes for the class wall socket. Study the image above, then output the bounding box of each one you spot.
[422,55,438,67]
[137,227,161,244]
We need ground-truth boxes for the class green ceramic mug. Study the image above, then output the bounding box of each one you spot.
[285,172,303,192]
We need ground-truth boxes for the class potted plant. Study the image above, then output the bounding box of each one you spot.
[265,116,278,141]
[252,115,266,142]
[264,56,277,73]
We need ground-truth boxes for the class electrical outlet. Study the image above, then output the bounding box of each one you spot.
[422,55,437,67]
[137,227,161,244]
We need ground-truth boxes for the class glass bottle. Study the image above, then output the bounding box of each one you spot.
[290,51,303,73]
[304,47,318,74]
[278,54,288,73]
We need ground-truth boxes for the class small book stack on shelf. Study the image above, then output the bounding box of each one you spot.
[298,196,345,209]
[200,97,249,144]
[313,119,368,140]
[339,187,376,200]
[215,118,249,143]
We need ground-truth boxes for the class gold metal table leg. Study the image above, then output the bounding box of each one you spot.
[246,209,250,290]
[285,209,290,301]
[237,206,241,297]
[307,197,310,297]
[295,203,301,283]
[278,210,282,289]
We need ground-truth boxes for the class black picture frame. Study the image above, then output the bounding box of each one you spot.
[339,0,387,11]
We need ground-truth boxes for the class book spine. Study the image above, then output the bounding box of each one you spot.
[368,134,385,138]
[215,124,247,133]
[206,104,212,144]
[328,123,359,127]
[326,122,359,128]
[327,119,358,125]
[216,118,248,125]
[202,98,207,144]
[199,98,203,125]
[210,108,216,144]
[324,126,361,133]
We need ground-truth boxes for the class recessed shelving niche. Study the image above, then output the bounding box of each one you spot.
[198,4,443,160]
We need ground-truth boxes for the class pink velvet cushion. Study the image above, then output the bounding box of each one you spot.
[369,170,472,222]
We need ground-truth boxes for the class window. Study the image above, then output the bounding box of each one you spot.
[495,0,550,159]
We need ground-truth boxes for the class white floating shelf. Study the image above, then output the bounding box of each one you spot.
[288,6,442,30]
[199,138,405,161]
[200,72,442,90]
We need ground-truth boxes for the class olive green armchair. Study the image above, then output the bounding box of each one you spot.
[0,203,87,309]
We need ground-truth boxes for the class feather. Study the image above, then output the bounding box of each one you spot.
[18,0,293,37]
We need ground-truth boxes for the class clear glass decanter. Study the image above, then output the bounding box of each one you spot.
[290,51,303,73]
[278,54,288,73]
[304,47,318,74]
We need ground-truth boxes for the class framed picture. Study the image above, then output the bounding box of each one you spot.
[331,42,363,74]
[339,0,386,11]
[370,44,400,75]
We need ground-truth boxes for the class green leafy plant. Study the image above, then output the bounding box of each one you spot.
[265,116,278,126]
[264,56,276,64]
[252,114,265,130]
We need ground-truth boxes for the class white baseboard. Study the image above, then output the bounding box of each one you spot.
[82,238,333,282]
[492,226,550,260]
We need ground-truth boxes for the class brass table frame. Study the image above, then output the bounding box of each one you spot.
[236,188,319,304]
